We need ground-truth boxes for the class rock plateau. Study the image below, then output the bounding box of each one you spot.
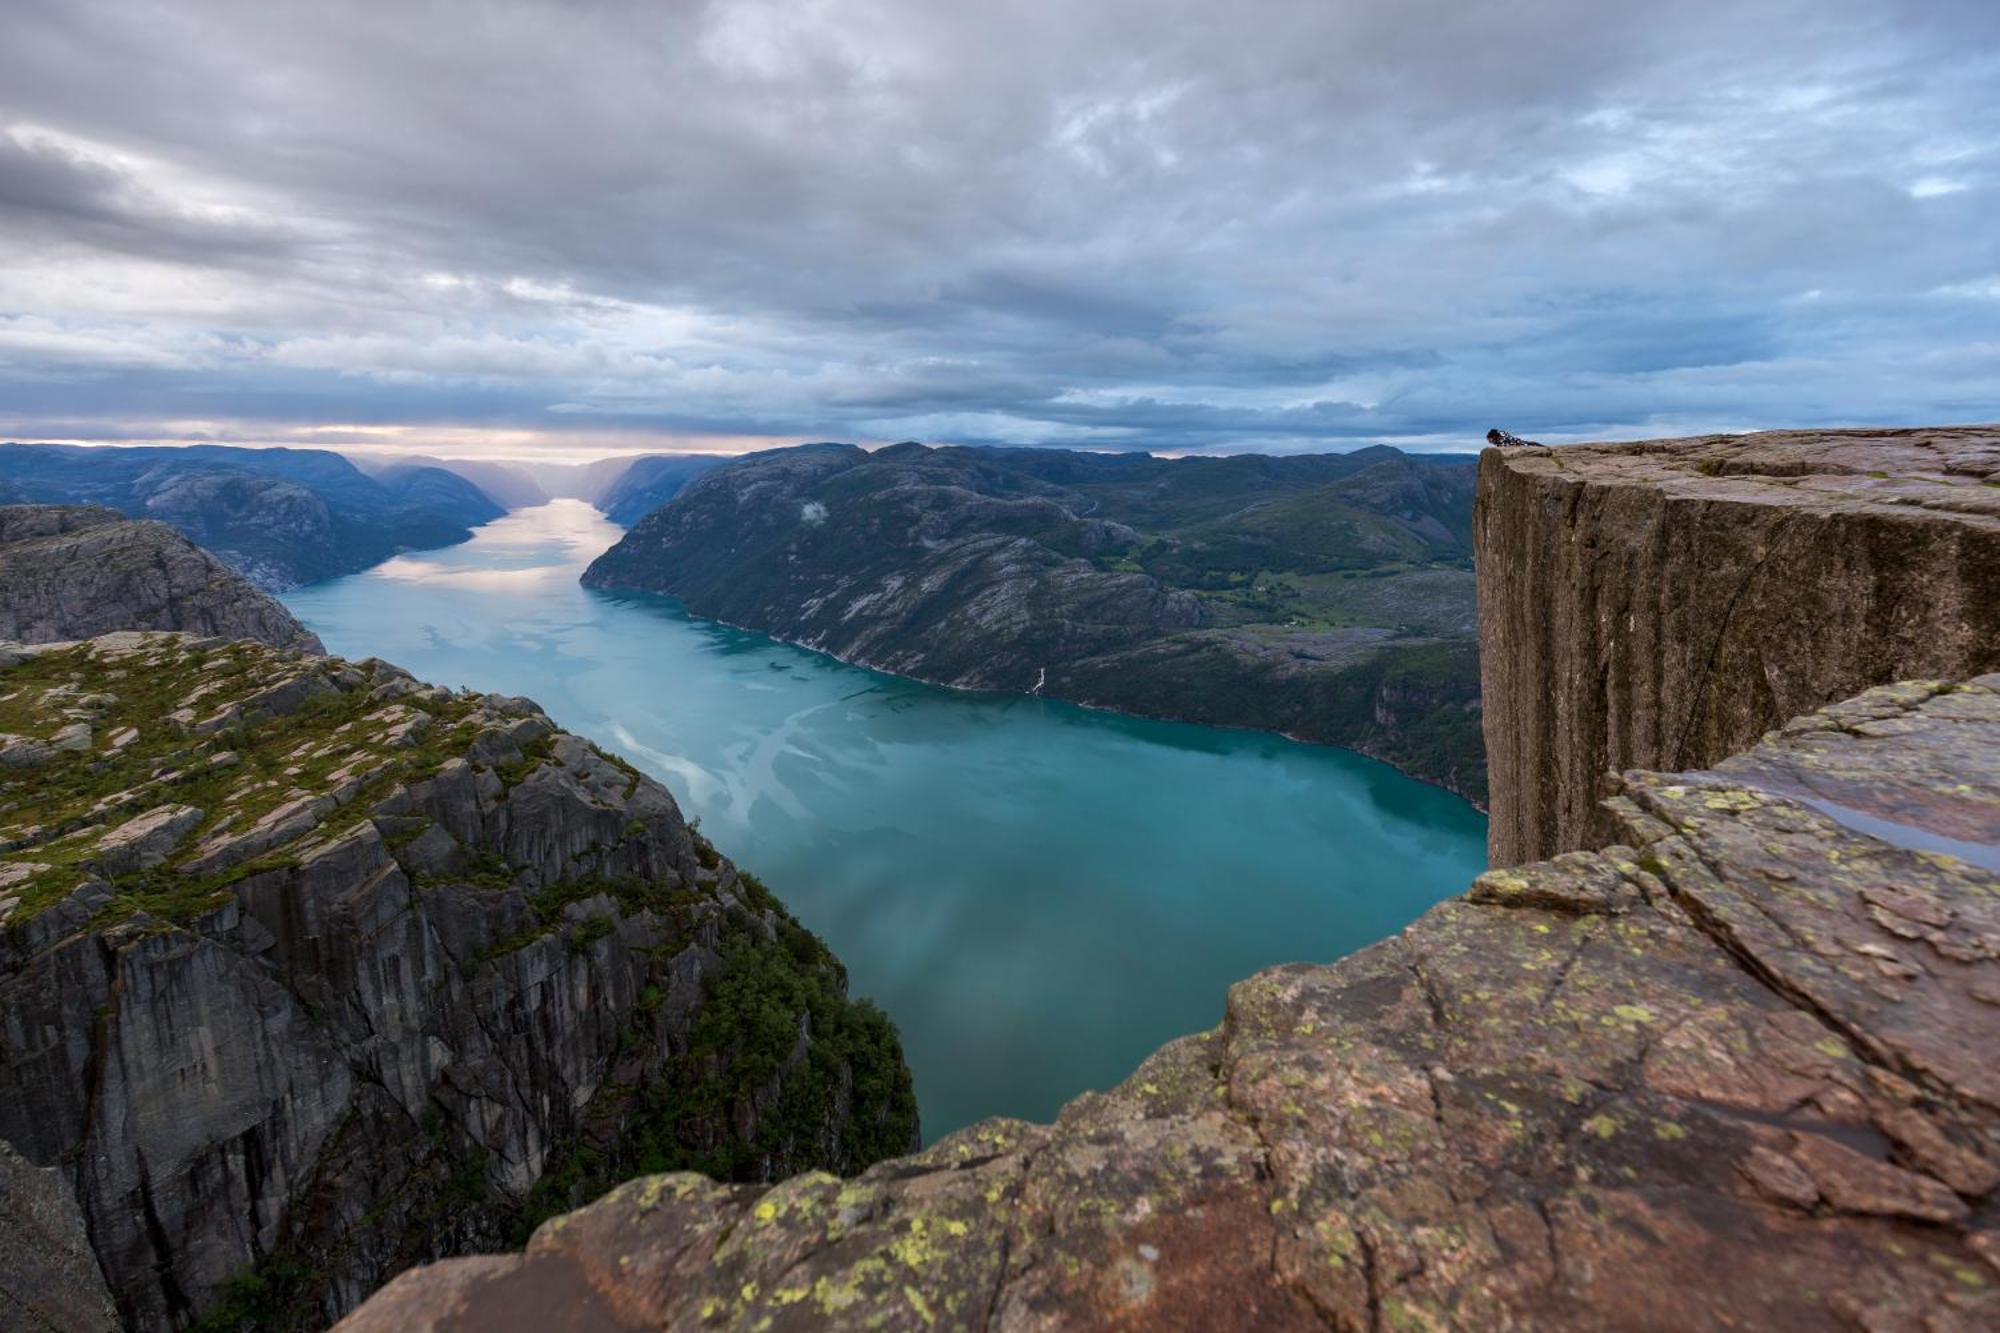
[1477,425,2000,866]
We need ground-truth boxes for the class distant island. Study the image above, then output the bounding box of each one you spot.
[583,441,1486,803]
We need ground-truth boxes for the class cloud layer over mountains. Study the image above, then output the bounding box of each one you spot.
[2,0,1996,454]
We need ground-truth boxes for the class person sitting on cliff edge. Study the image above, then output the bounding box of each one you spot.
[1486,428,1542,447]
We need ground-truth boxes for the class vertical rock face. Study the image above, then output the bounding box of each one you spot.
[0,505,324,652]
[0,634,916,1330]
[342,671,2000,1332]
[1476,427,2000,867]
[0,1140,119,1333]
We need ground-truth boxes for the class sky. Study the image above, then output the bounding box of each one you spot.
[1,0,1997,460]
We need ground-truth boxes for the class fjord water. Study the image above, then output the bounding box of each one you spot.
[284,501,1486,1139]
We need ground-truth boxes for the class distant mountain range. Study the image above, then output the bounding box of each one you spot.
[585,441,1487,802]
[0,444,504,589]
[351,452,723,522]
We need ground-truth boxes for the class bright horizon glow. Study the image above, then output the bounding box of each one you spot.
[2,2,1996,460]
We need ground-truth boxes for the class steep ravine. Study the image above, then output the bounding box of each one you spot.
[344,430,2000,1331]
[0,633,916,1330]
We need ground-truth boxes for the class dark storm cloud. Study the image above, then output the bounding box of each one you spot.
[0,0,1996,454]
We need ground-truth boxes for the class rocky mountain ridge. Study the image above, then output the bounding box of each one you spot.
[0,632,916,1330]
[0,443,505,589]
[0,505,323,652]
[583,442,1486,803]
[596,455,727,526]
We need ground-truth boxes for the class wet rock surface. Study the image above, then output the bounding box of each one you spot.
[1477,426,2000,866]
[343,673,2000,1331]
[0,505,323,652]
[0,633,915,1330]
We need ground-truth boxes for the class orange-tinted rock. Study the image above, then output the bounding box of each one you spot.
[340,672,2000,1332]
[1476,426,2000,866]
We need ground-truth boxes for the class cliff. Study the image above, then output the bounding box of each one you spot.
[0,505,324,652]
[0,633,915,1329]
[344,670,2000,1331]
[583,442,1485,802]
[597,456,726,526]
[0,443,505,589]
[1477,426,2000,866]
[347,429,2000,1331]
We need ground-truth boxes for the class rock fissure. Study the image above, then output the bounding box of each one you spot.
[1667,514,1788,771]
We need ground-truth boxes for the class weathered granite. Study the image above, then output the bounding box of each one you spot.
[343,673,2000,1331]
[0,505,323,652]
[1476,426,2000,866]
[0,1140,119,1333]
[0,633,914,1330]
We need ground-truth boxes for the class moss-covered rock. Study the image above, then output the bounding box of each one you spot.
[0,632,916,1330]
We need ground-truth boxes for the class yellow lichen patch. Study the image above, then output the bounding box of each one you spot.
[1652,1120,1689,1141]
[1476,869,1532,895]
[1583,1113,1619,1139]
[811,1257,890,1316]
[889,1217,951,1271]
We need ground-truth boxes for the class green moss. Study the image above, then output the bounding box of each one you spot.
[184,1254,316,1333]
[0,640,487,927]
[511,902,917,1239]
[494,734,558,788]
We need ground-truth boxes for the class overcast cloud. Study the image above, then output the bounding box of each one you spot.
[1,0,1996,457]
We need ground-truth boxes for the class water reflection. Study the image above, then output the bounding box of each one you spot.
[285,502,1488,1139]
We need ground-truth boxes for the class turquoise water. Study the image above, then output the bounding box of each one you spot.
[283,501,1486,1139]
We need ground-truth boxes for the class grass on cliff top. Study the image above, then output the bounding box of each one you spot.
[0,638,484,926]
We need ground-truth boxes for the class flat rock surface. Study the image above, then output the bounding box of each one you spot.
[1477,426,2000,865]
[342,672,2000,1332]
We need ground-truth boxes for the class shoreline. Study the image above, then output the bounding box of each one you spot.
[581,573,1490,818]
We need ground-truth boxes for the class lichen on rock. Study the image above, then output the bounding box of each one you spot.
[343,669,2000,1330]
[0,632,916,1330]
